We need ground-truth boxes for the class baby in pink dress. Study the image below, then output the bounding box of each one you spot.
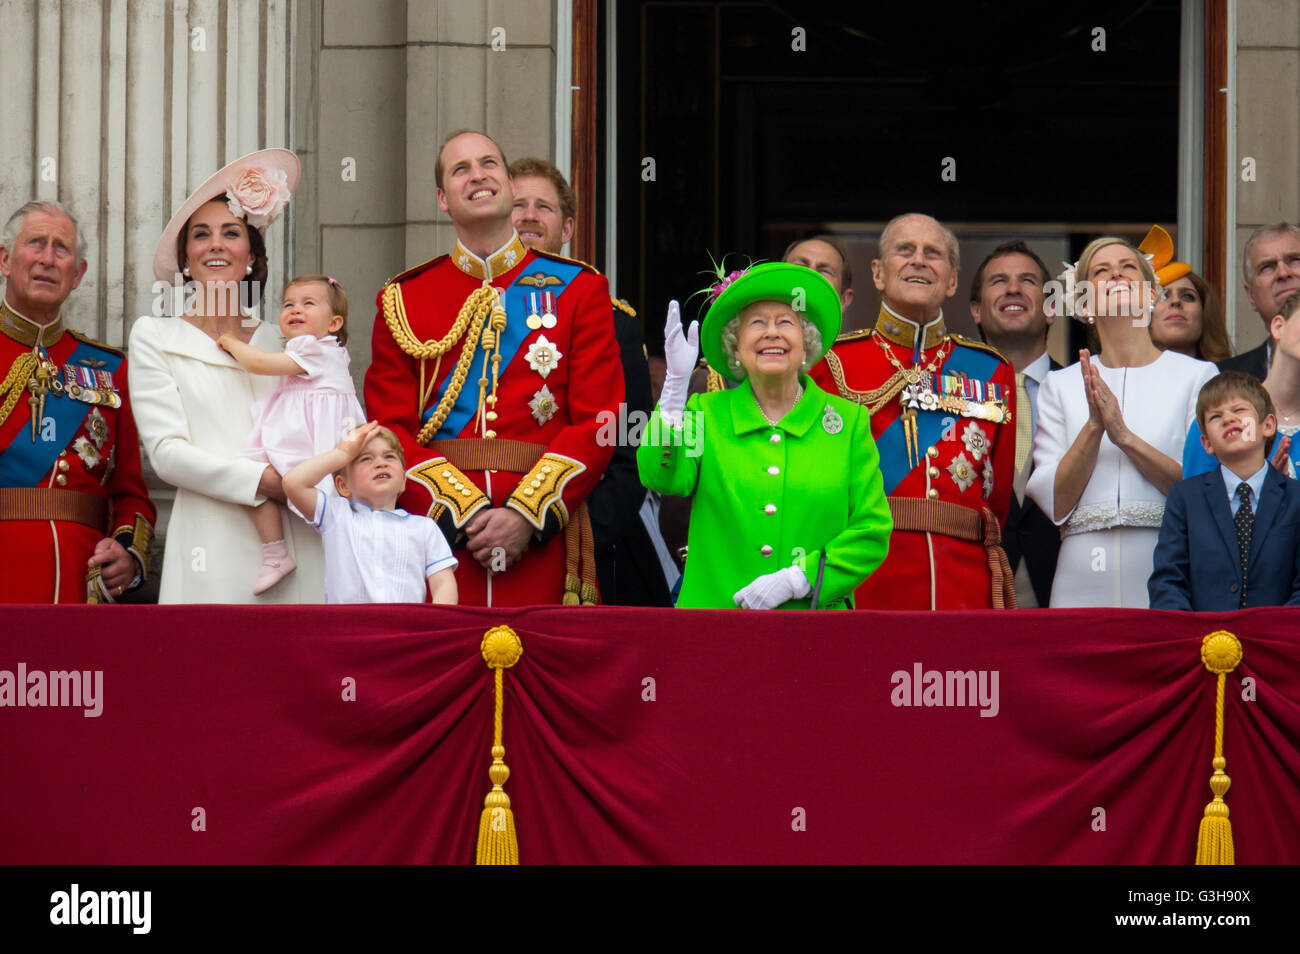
[218,275,365,594]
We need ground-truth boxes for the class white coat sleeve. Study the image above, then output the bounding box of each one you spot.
[127,318,268,506]
[1024,367,1075,525]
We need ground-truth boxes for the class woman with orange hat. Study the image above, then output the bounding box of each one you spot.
[127,149,324,603]
[1026,231,1218,607]
[1142,226,1233,364]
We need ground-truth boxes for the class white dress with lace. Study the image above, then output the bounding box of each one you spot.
[1026,349,1218,607]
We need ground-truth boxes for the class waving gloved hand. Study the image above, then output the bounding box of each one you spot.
[734,565,811,610]
[658,300,699,427]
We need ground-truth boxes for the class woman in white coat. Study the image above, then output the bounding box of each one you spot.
[1026,235,1217,607]
[128,149,324,603]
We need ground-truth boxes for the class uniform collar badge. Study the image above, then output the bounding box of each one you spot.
[450,232,527,281]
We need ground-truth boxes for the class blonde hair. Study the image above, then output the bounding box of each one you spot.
[285,274,349,346]
[333,425,404,482]
[1074,236,1159,321]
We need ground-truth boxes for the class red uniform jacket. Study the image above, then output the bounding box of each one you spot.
[811,305,1016,609]
[0,305,156,603]
[363,234,624,606]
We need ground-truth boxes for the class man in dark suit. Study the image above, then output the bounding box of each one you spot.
[1149,371,1300,610]
[1218,223,1300,379]
[969,240,1060,607]
[510,156,673,605]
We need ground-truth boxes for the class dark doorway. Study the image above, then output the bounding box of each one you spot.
[613,0,1182,355]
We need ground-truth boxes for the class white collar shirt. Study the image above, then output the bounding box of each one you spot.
[312,489,457,604]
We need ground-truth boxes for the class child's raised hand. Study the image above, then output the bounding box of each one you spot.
[337,420,382,459]
[216,332,234,353]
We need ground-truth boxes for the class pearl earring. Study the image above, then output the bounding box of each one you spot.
[245,264,253,275]
[1087,315,1095,325]
[182,266,191,277]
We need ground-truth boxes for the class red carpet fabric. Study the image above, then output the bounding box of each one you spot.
[1,605,1297,864]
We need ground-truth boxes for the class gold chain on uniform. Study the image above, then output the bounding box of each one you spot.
[0,353,38,430]
[384,282,503,445]
[872,332,951,466]
[824,331,951,415]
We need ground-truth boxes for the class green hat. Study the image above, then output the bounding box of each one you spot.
[701,262,842,382]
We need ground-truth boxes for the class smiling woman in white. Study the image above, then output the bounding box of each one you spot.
[1027,236,1218,607]
[127,149,323,603]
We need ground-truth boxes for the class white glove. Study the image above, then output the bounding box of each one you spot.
[659,300,699,427]
[733,565,811,610]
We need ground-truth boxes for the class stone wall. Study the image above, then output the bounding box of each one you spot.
[1234,0,1300,350]
[292,0,559,395]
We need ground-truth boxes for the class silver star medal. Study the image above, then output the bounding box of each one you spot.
[822,404,843,435]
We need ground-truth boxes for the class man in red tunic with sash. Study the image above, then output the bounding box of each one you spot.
[811,213,1017,609]
[0,201,155,603]
[364,130,623,606]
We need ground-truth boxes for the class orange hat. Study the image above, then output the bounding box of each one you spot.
[1137,224,1192,288]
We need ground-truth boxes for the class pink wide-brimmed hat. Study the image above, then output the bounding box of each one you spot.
[153,147,301,283]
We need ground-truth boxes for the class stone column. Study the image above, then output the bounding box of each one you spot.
[0,0,295,345]
[293,0,559,393]
[1233,0,1300,352]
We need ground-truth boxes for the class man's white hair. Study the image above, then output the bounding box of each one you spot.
[877,212,960,272]
[1,200,87,263]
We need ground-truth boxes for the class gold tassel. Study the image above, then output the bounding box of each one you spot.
[562,572,582,606]
[1195,631,1243,865]
[475,625,524,864]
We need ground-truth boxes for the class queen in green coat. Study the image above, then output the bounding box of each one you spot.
[637,262,892,609]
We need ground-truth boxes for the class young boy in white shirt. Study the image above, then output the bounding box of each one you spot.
[284,421,458,604]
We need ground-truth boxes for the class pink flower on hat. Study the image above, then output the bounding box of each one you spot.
[226,166,291,230]
[709,269,745,302]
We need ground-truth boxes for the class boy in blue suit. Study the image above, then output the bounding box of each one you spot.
[1150,372,1300,610]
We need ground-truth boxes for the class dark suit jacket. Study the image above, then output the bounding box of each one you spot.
[1003,359,1062,606]
[1218,342,1269,381]
[1148,466,1300,610]
[586,306,672,606]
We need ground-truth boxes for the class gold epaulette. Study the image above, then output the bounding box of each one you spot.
[611,297,636,317]
[67,329,125,358]
[530,248,601,276]
[834,327,873,343]
[383,253,448,288]
[948,333,1011,364]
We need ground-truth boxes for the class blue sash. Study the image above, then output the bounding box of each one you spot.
[423,259,584,439]
[876,345,1001,495]
[0,340,122,487]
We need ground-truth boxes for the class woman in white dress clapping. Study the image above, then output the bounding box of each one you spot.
[1026,235,1217,607]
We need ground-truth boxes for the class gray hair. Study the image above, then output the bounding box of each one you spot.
[720,311,824,380]
[1,200,87,263]
[1242,222,1300,284]
[878,212,960,272]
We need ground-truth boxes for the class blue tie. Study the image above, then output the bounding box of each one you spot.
[1234,482,1253,608]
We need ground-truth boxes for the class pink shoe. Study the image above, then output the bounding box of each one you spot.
[253,541,297,595]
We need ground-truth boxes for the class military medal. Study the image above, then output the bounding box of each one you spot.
[62,363,121,409]
[529,384,557,425]
[540,290,557,329]
[526,291,544,330]
[525,335,562,378]
[822,405,843,435]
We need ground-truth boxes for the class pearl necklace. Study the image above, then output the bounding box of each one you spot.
[757,383,803,427]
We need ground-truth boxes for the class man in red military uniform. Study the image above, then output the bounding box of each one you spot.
[811,213,1017,609]
[364,130,623,606]
[0,201,155,603]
